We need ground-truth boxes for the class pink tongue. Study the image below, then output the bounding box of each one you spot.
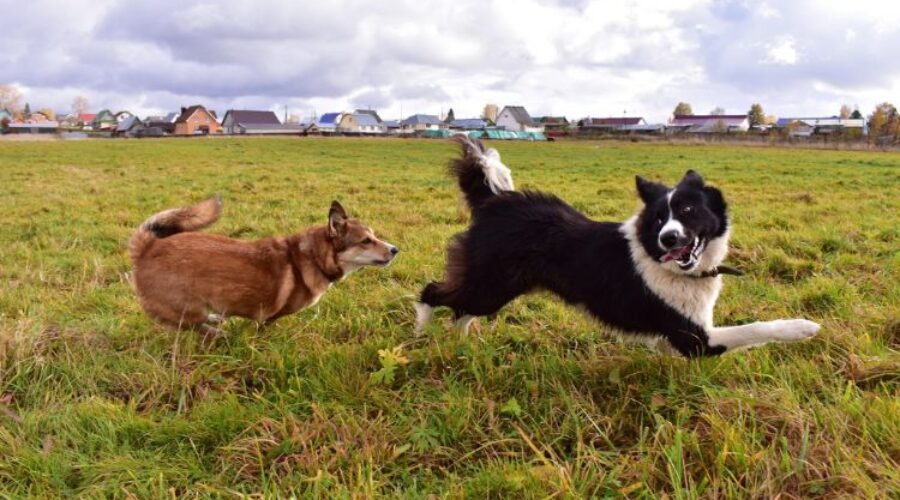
[661,245,691,263]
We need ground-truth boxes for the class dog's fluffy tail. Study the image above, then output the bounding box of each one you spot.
[129,196,222,261]
[449,135,514,211]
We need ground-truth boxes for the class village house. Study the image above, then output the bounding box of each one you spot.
[143,112,178,134]
[114,116,146,137]
[221,109,303,135]
[533,116,569,137]
[355,109,383,124]
[496,106,543,133]
[578,117,645,131]
[668,114,750,133]
[114,110,133,123]
[5,121,60,134]
[78,113,97,130]
[400,114,443,132]
[381,120,401,134]
[91,110,118,131]
[174,105,222,135]
[314,112,343,134]
[26,111,50,123]
[448,118,488,131]
[337,112,384,134]
[775,116,867,137]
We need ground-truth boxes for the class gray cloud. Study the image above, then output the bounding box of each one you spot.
[1,0,897,121]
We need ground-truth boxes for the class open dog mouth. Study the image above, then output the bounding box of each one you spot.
[660,237,705,269]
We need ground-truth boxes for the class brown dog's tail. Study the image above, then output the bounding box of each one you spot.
[129,196,222,261]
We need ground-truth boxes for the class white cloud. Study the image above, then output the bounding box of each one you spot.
[764,36,799,65]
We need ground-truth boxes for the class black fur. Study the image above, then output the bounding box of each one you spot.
[420,139,730,357]
[636,171,728,266]
[147,222,180,239]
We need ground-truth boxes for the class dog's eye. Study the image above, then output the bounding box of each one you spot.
[656,218,663,226]
[361,237,373,245]
[682,206,693,214]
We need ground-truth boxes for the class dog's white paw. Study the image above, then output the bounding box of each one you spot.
[774,319,821,342]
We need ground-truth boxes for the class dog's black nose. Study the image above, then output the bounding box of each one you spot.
[659,231,679,249]
[390,246,399,255]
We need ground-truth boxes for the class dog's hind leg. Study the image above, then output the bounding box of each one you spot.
[414,302,433,337]
[455,315,476,335]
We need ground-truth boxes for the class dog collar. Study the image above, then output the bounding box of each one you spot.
[691,264,744,279]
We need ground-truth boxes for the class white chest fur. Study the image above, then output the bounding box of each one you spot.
[619,216,729,329]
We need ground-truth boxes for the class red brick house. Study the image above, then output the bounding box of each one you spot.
[174,105,222,135]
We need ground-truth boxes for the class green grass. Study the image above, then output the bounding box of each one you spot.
[0,137,898,498]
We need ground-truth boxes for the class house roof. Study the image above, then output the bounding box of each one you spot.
[775,116,865,127]
[534,116,568,124]
[671,114,748,125]
[175,105,215,124]
[401,114,442,125]
[8,121,59,129]
[450,118,487,129]
[500,106,536,126]
[352,113,380,127]
[382,120,400,128]
[318,112,342,125]
[93,109,116,122]
[224,109,282,126]
[355,109,382,123]
[79,113,96,122]
[583,117,644,126]
[116,116,144,132]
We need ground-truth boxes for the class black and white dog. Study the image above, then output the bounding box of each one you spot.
[414,136,820,357]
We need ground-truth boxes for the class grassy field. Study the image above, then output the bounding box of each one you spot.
[0,137,897,498]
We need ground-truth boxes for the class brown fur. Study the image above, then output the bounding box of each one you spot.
[130,197,397,330]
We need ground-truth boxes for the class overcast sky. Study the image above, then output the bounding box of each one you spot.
[2,0,898,122]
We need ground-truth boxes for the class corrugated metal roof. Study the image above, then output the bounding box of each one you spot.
[225,110,281,126]
[401,114,442,125]
[353,113,380,127]
[450,118,487,129]
[775,116,864,127]
[115,116,143,132]
[671,114,747,125]
[583,117,644,126]
[318,112,341,125]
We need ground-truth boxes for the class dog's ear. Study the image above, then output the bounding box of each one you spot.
[328,200,348,237]
[679,170,705,188]
[636,176,668,204]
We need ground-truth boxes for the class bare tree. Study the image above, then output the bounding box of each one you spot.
[0,84,23,111]
[71,95,90,116]
[839,104,851,119]
[710,106,726,115]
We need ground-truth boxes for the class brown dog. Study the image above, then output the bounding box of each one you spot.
[129,197,397,331]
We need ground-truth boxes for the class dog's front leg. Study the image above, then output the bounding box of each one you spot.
[707,319,820,352]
